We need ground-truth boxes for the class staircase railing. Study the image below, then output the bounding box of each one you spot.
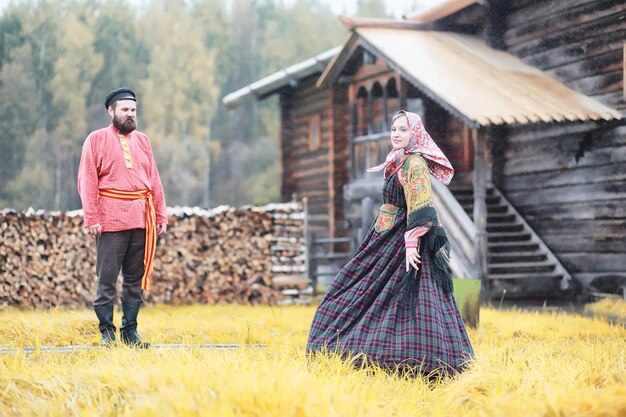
[431,179,477,279]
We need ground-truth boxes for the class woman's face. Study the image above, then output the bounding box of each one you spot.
[390,115,411,150]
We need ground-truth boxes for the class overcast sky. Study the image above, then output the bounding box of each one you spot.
[0,0,421,18]
[306,0,420,18]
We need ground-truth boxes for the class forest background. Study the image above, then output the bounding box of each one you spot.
[0,0,414,211]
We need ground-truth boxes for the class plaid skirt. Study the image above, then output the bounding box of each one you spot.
[307,211,474,374]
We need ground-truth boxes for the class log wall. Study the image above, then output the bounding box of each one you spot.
[280,76,341,238]
[494,0,626,291]
[0,203,309,309]
[329,85,351,241]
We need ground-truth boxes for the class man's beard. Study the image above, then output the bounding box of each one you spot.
[112,114,137,134]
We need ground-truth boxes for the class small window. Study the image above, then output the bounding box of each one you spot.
[308,114,322,151]
[386,78,398,98]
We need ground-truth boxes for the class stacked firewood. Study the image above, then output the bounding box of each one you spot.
[0,203,310,309]
[268,206,312,304]
[0,209,95,309]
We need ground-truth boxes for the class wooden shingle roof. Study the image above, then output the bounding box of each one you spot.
[319,27,623,127]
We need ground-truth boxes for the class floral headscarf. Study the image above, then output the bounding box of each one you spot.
[367,111,454,185]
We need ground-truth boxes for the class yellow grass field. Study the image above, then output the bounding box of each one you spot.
[1,303,625,417]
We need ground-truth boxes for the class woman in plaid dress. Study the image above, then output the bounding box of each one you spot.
[307,110,474,375]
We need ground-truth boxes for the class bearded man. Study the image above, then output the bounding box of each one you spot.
[78,87,168,348]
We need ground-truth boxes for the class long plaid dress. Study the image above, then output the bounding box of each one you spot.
[307,165,474,374]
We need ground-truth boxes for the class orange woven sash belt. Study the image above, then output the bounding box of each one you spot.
[98,188,156,291]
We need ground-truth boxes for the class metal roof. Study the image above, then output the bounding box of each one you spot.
[319,28,623,127]
[222,47,341,109]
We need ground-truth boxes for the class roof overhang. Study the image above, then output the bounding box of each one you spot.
[318,27,622,127]
[222,46,340,109]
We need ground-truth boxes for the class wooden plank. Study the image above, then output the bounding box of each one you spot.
[560,253,626,273]
[502,146,626,176]
[291,117,332,136]
[286,97,328,115]
[473,129,488,300]
[352,59,393,83]
[291,103,332,120]
[504,0,624,46]
[508,10,626,57]
[545,49,623,84]
[542,234,626,253]
[289,175,332,190]
[287,143,330,159]
[508,198,626,223]
[566,70,623,97]
[505,132,582,159]
[301,201,332,216]
[307,203,331,213]
[506,0,599,28]
[501,163,626,192]
[282,178,327,194]
[286,150,331,167]
[508,124,626,149]
[288,160,330,175]
[507,122,598,142]
[508,0,537,12]
[521,30,626,71]
[519,219,626,237]
[517,199,626,221]
[505,180,626,206]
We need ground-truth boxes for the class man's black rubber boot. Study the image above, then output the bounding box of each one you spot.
[120,302,150,349]
[94,304,116,347]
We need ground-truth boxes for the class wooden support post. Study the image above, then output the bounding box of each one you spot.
[349,83,358,180]
[472,129,489,303]
[623,43,626,100]
[366,91,373,135]
[383,87,389,131]
[399,77,408,110]
[303,197,315,294]
[328,91,336,243]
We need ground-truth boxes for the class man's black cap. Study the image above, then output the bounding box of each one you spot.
[104,87,136,109]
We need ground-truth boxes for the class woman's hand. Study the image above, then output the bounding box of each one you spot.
[405,247,421,271]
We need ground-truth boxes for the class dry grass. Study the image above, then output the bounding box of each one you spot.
[586,298,626,319]
[0,303,625,417]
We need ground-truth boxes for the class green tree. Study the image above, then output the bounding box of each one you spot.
[211,0,344,206]
[0,8,31,206]
[2,0,105,210]
[48,1,103,209]
[0,0,355,210]
[139,0,220,206]
[90,0,150,130]
[2,0,61,209]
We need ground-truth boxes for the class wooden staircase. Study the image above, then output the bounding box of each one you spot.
[450,186,573,298]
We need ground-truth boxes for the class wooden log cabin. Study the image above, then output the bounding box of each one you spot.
[223,0,626,300]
